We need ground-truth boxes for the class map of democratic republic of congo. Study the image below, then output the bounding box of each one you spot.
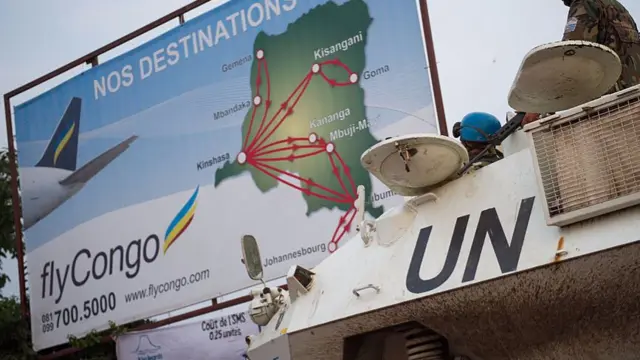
[214,0,383,252]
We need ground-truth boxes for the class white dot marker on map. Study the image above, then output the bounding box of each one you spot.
[311,63,321,74]
[328,242,337,253]
[326,142,335,153]
[349,73,358,83]
[253,96,262,106]
[237,152,247,164]
[308,133,318,143]
[256,49,264,59]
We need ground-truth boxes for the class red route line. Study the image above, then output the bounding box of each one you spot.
[251,160,350,201]
[328,205,354,243]
[247,71,311,152]
[253,148,325,162]
[251,73,313,152]
[319,59,354,74]
[318,70,353,87]
[243,61,263,149]
[328,153,351,199]
[249,160,350,204]
[332,81,355,87]
[254,137,309,153]
[240,55,362,251]
[247,59,272,151]
[253,144,324,157]
[333,151,357,195]
[329,206,357,253]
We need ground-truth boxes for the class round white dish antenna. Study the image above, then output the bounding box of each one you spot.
[508,40,621,114]
[361,134,468,196]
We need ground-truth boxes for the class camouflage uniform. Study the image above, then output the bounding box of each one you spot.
[562,0,640,91]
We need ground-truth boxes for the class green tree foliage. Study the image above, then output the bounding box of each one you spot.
[0,147,33,359]
[0,148,152,360]
[0,148,17,294]
[0,295,36,359]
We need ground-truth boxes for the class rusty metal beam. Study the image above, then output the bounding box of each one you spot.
[3,94,27,317]
[419,0,448,136]
[5,0,212,99]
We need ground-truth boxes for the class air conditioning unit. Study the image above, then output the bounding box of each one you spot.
[524,84,640,227]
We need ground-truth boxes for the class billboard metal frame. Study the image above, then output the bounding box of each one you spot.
[3,0,446,357]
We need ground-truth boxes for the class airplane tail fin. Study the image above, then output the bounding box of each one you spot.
[35,97,82,171]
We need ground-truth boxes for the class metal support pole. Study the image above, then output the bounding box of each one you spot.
[418,0,448,136]
[3,95,27,317]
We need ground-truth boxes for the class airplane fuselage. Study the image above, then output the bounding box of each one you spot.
[20,167,85,230]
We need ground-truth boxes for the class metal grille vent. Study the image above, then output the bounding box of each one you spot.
[392,321,449,360]
[530,92,640,226]
[343,321,450,360]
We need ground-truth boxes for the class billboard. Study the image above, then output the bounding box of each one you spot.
[116,310,258,360]
[14,0,437,350]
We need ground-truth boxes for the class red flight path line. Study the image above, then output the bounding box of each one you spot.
[253,144,324,157]
[253,148,326,163]
[319,58,354,74]
[328,153,351,199]
[251,160,350,201]
[251,73,313,152]
[333,207,357,240]
[333,151,357,194]
[248,59,355,153]
[254,137,309,152]
[239,53,362,251]
[243,105,259,150]
[318,71,353,87]
[247,71,311,152]
[328,205,354,242]
[329,206,357,253]
[248,59,272,151]
[249,160,351,204]
[243,61,263,149]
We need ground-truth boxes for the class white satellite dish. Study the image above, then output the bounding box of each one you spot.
[361,134,468,197]
[508,40,622,114]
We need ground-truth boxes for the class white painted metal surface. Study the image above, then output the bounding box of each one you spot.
[247,147,640,359]
[288,148,637,326]
[247,292,294,360]
[508,40,622,113]
[360,134,468,196]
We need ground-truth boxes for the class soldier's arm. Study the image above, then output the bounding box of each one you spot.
[562,0,601,42]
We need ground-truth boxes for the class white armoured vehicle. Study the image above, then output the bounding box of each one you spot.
[239,40,640,360]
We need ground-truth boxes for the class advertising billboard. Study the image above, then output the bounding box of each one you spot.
[14,0,437,350]
[116,310,258,360]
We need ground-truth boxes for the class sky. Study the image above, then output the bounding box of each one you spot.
[1,0,639,323]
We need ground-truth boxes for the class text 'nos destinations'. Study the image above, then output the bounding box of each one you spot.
[93,0,298,100]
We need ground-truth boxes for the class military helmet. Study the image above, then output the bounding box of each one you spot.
[457,112,501,143]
